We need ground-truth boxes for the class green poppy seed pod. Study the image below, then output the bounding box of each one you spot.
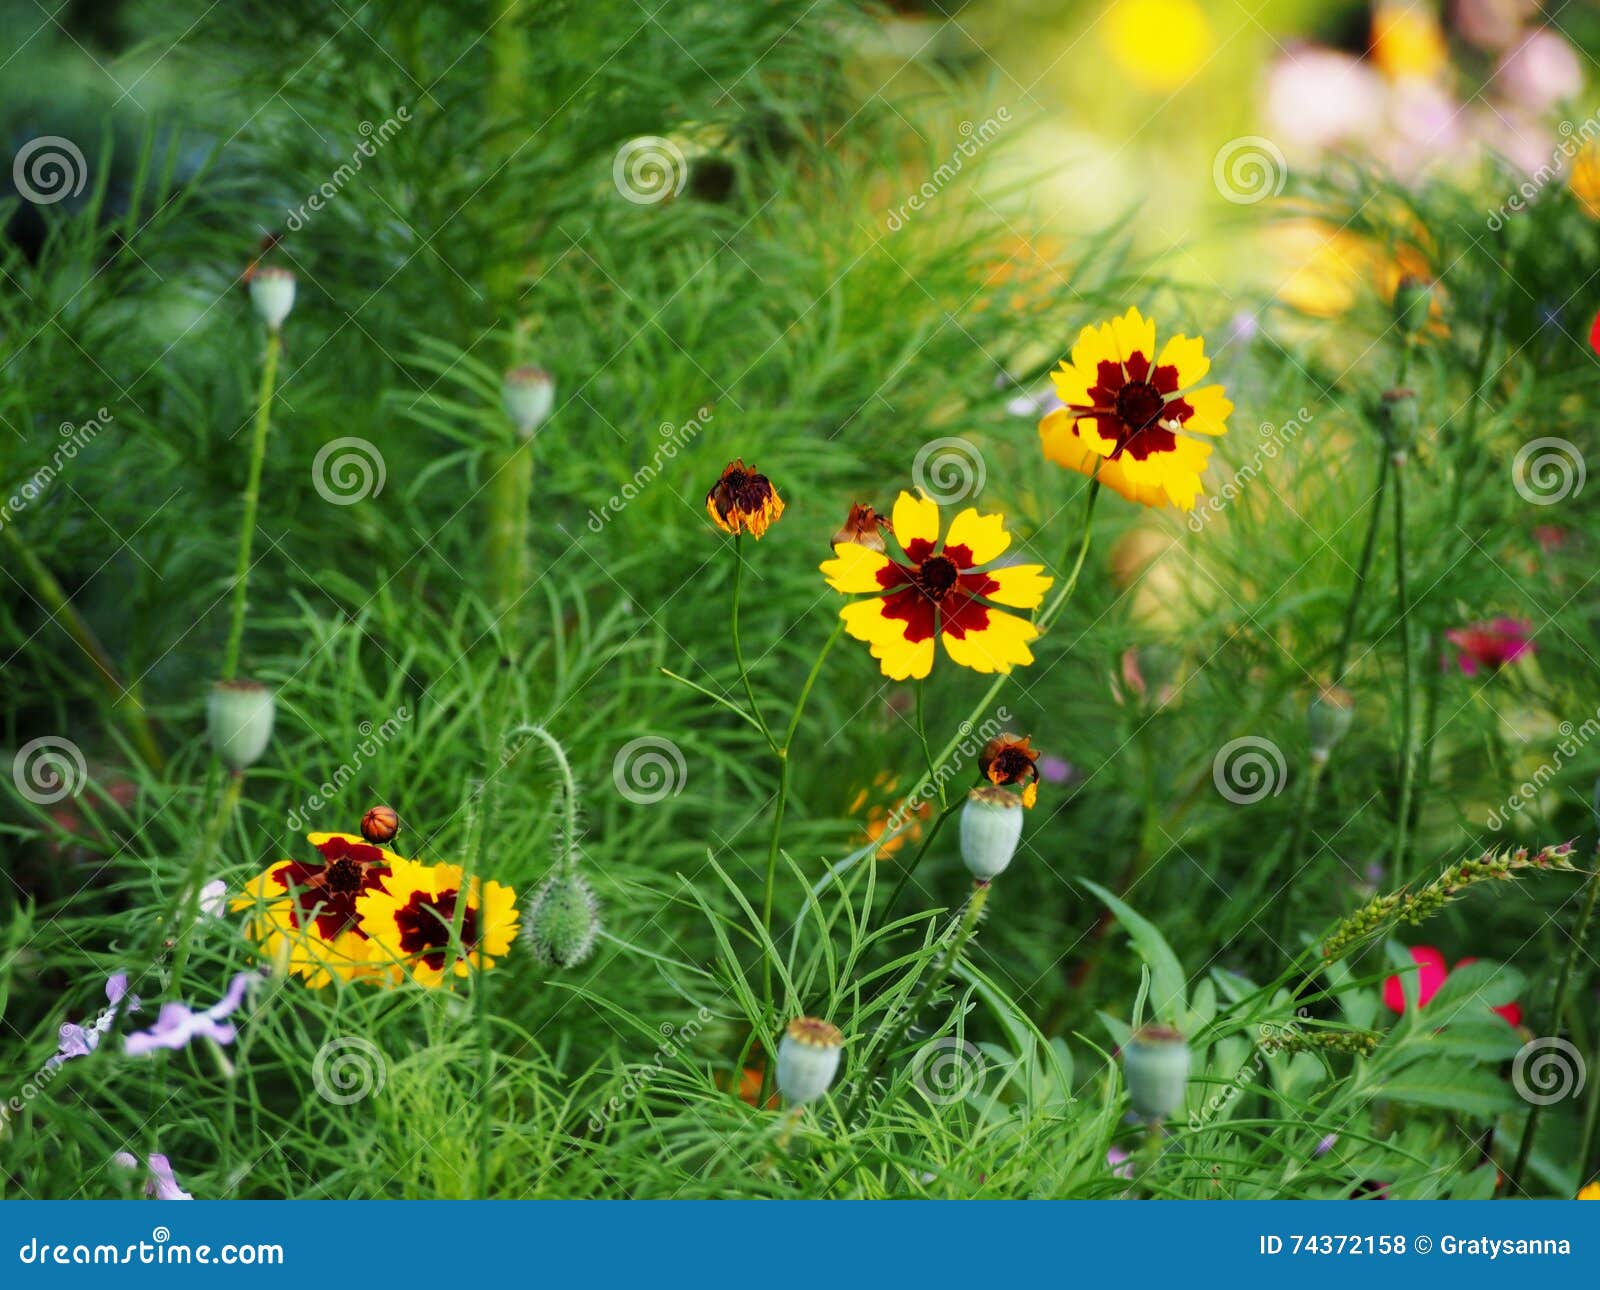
[1307,685,1355,763]
[207,679,275,772]
[1393,275,1434,337]
[959,785,1024,879]
[776,1016,843,1106]
[1377,388,1418,460]
[502,365,554,439]
[249,266,296,331]
[1121,1025,1191,1121]
[524,872,599,968]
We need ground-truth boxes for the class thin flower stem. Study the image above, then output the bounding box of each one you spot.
[880,799,962,922]
[1509,859,1600,1193]
[842,880,990,1122]
[1391,457,1416,884]
[1332,454,1391,683]
[914,680,944,809]
[223,328,281,682]
[169,769,243,997]
[1580,1025,1600,1189]
[731,534,777,753]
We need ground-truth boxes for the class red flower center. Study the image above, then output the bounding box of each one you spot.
[393,889,479,970]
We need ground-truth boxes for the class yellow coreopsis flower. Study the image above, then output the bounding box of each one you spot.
[820,492,1053,681]
[357,856,519,988]
[1039,307,1232,510]
[1569,140,1600,219]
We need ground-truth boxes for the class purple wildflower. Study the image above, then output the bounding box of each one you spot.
[46,973,139,1069]
[123,972,256,1057]
[112,1152,193,1200]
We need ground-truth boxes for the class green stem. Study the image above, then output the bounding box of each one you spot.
[880,798,962,923]
[1275,757,1327,948]
[731,534,777,752]
[1509,860,1600,1193]
[223,328,281,681]
[170,770,243,997]
[1391,457,1415,884]
[0,524,163,769]
[1331,454,1391,683]
[914,680,944,809]
[485,441,534,616]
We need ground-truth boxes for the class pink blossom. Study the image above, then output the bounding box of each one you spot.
[1495,29,1583,114]
[1444,617,1534,676]
[1266,46,1384,149]
[123,972,256,1057]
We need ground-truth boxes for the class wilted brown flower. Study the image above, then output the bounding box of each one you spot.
[706,459,784,538]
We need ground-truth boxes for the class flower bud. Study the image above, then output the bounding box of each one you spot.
[959,785,1024,879]
[361,804,400,845]
[207,679,275,772]
[502,366,554,439]
[1377,388,1418,460]
[1307,685,1354,763]
[776,1016,843,1105]
[248,267,296,331]
[1121,1025,1191,1121]
[523,872,599,968]
[1392,275,1434,337]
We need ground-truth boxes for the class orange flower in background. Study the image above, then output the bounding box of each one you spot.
[1371,3,1449,82]
[1570,139,1600,218]
[1580,1180,1600,1200]
[979,734,1041,808]
[849,772,932,858]
[1039,307,1231,510]
[820,491,1053,680]
[706,459,784,538]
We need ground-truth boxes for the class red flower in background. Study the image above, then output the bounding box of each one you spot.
[1589,307,1600,355]
[1381,945,1522,1026]
[1444,617,1533,676]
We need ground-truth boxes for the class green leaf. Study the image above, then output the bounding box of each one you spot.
[1080,880,1186,1023]
[1375,1057,1518,1118]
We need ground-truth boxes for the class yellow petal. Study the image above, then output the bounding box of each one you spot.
[874,632,936,681]
[1157,333,1209,387]
[982,564,1053,609]
[890,490,940,552]
[1110,307,1155,366]
[941,608,1039,673]
[1184,385,1233,435]
[1070,321,1111,373]
[820,543,898,594]
[943,509,1011,566]
[1048,360,1093,408]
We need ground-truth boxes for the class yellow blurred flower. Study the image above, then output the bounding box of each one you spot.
[1371,3,1449,82]
[1569,140,1600,218]
[1102,0,1214,92]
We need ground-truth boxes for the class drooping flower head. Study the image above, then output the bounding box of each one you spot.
[830,502,888,553]
[979,734,1041,808]
[706,459,784,538]
[232,833,399,988]
[820,491,1053,680]
[1039,308,1231,510]
[357,856,519,988]
[1444,617,1533,676]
